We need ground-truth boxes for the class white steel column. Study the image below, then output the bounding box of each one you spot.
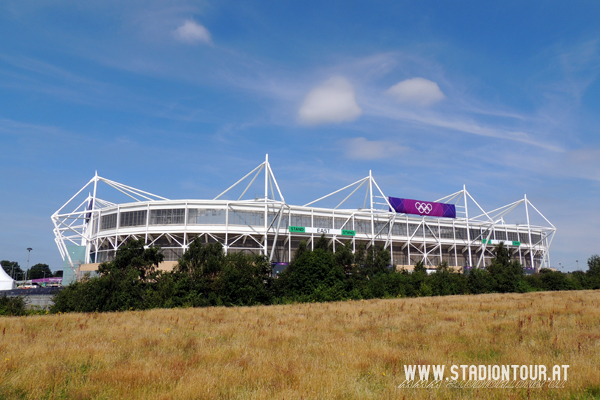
[524,194,535,270]
[288,208,292,262]
[406,217,410,266]
[145,203,150,245]
[183,201,188,250]
[225,203,229,255]
[85,173,99,263]
[369,170,375,248]
[310,208,314,251]
[464,185,473,268]
[264,154,269,257]
[453,220,458,267]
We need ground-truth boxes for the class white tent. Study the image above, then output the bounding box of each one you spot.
[0,266,16,291]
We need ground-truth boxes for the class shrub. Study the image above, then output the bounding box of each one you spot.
[0,295,26,316]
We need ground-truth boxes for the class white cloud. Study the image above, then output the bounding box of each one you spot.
[174,20,212,45]
[344,137,406,160]
[386,77,445,106]
[298,77,362,125]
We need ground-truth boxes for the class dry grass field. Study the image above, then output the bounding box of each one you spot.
[1,290,600,399]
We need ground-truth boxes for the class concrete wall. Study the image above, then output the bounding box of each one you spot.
[23,295,55,310]
[78,261,178,273]
[396,265,464,273]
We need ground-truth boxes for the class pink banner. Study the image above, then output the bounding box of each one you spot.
[389,197,456,218]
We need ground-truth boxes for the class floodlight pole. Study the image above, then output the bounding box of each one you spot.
[25,247,32,281]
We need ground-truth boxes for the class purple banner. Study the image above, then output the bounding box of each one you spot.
[389,197,456,218]
[31,277,63,284]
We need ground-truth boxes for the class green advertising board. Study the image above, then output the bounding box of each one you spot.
[288,226,356,236]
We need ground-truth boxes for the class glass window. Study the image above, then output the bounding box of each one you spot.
[120,210,147,227]
[494,229,507,241]
[409,224,422,237]
[424,224,437,238]
[230,210,264,226]
[392,222,407,236]
[161,248,184,261]
[100,213,117,230]
[92,216,99,233]
[187,209,226,225]
[455,227,468,240]
[313,216,332,229]
[439,226,453,239]
[268,212,288,227]
[290,214,311,228]
[374,221,388,234]
[355,219,371,234]
[150,209,185,225]
[469,228,481,240]
[334,217,351,229]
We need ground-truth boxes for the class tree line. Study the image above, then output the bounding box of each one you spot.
[48,236,600,313]
[1,261,62,280]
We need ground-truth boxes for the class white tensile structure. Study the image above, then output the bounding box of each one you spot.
[52,155,555,281]
[0,265,16,291]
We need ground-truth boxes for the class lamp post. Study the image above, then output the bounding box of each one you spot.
[576,259,579,270]
[25,247,32,281]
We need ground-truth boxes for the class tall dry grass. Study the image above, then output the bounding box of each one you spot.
[1,291,599,399]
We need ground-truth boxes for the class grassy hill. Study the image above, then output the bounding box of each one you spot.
[1,290,599,399]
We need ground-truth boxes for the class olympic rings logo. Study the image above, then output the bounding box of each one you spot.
[415,202,433,214]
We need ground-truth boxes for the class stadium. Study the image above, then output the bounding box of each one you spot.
[52,155,556,284]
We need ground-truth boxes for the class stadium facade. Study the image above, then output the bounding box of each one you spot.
[52,156,555,283]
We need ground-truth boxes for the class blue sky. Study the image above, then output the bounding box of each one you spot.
[1,1,599,272]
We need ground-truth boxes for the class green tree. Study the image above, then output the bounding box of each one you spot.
[429,262,467,296]
[588,255,600,275]
[1,260,23,280]
[539,269,576,291]
[314,234,330,252]
[586,255,600,289]
[467,266,491,294]
[27,263,52,280]
[354,243,366,270]
[52,239,164,312]
[219,253,273,306]
[99,240,163,281]
[366,270,410,299]
[418,282,433,296]
[410,260,428,291]
[0,295,27,316]
[569,270,588,290]
[487,243,523,293]
[293,241,309,262]
[164,239,227,307]
[334,241,354,275]
[174,239,225,280]
[276,246,345,299]
[362,245,391,277]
